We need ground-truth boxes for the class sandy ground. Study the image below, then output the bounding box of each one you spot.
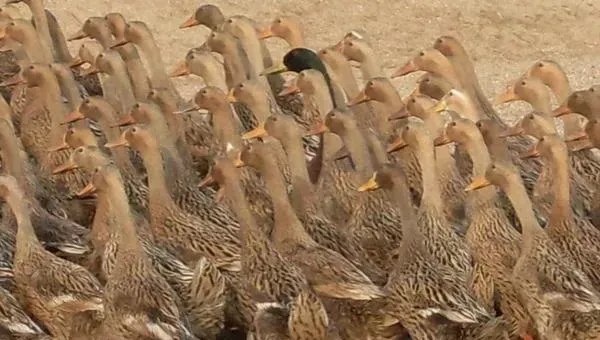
[14,0,600,123]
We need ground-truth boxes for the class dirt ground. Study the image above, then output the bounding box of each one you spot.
[17,0,600,122]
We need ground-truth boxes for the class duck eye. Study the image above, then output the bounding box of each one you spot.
[78,148,84,153]
[321,50,328,55]
[419,51,425,57]
[537,62,544,67]
[348,41,353,47]
[491,164,496,170]
[476,122,482,127]
[28,65,34,70]
[84,98,90,104]
[189,54,195,60]
[9,22,15,26]
[227,18,233,23]
[271,116,278,122]
[528,115,534,120]
[521,81,526,86]
[450,121,457,127]
[131,127,137,133]
[276,18,282,24]
[540,137,545,142]
[410,98,416,103]
[239,83,244,88]
[201,90,207,95]
[448,92,453,96]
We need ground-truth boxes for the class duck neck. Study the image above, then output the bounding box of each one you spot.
[280,134,315,214]
[45,10,72,63]
[109,63,137,113]
[139,145,177,212]
[247,94,271,124]
[222,170,263,249]
[548,153,572,225]
[528,94,552,115]
[9,194,42,255]
[22,34,52,63]
[118,45,152,101]
[504,179,543,242]
[136,39,177,98]
[327,59,359,99]
[359,51,383,80]
[340,127,374,180]
[547,73,571,104]
[57,72,82,111]
[259,161,315,247]
[28,0,54,59]
[0,134,32,196]
[198,66,228,92]
[388,180,419,244]
[222,43,251,87]
[107,178,142,252]
[42,79,68,145]
[96,107,136,173]
[466,138,496,203]
[286,31,305,48]
[212,104,242,152]
[416,140,443,211]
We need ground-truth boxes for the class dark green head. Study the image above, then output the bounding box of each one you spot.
[283,48,336,107]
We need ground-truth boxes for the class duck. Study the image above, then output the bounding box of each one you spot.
[357,163,490,339]
[387,120,473,281]
[209,157,329,340]
[0,175,103,338]
[466,161,600,338]
[520,135,600,290]
[80,163,197,339]
[436,118,533,338]
[105,125,241,270]
[0,284,48,338]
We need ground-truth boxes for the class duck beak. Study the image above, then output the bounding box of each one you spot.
[333,40,344,52]
[465,177,491,192]
[109,39,128,49]
[173,104,202,114]
[242,123,267,140]
[198,174,215,188]
[499,124,524,138]
[429,97,448,114]
[104,132,129,148]
[347,89,370,106]
[76,182,97,198]
[391,59,417,78]
[552,103,572,117]
[169,62,190,77]
[357,172,380,192]
[233,155,245,168]
[261,64,288,76]
[52,160,80,175]
[386,136,408,153]
[520,145,540,159]
[0,73,25,87]
[111,114,135,128]
[256,26,274,39]
[564,131,589,143]
[68,56,87,68]
[330,146,350,161]
[568,138,594,152]
[179,15,200,29]
[62,108,85,125]
[278,80,300,96]
[47,140,69,152]
[389,107,409,121]
[304,120,329,136]
[226,89,238,103]
[494,85,518,105]
[80,65,100,77]
[67,29,88,42]
[433,133,453,146]
[214,186,225,204]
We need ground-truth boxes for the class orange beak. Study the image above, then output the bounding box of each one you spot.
[567,138,594,152]
[520,145,540,159]
[109,39,128,49]
[67,29,88,42]
[388,107,409,121]
[347,90,370,106]
[169,62,190,77]
[387,136,408,153]
[304,120,329,136]
[47,140,70,152]
[256,26,274,39]
[552,103,572,117]
[493,85,519,105]
[68,56,87,69]
[242,123,267,140]
[76,182,97,198]
[52,160,80,175]
[62,108,85,125]
[564,130,589,143]
[111,114,135,128]
[104,131,129,148]
[179,15,200,29]
[391,59,417,78]
[226,89,238,103]
[433,133,453,146]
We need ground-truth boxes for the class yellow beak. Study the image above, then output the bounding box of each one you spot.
[464,177,492,192]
